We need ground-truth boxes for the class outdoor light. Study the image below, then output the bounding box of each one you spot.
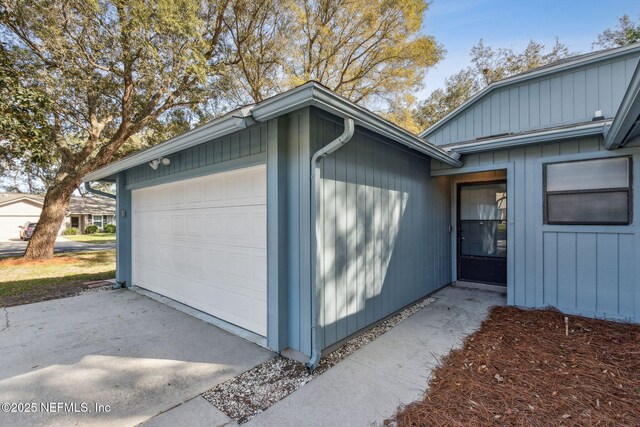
[149,157,171,169]
[592,110,605,121]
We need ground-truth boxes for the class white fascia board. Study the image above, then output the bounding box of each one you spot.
[252,83,462,167]
[604,60,640,150]
[83,106,255,182]
[0,196,44,208]
[420,43,640,139]
[448,121,609,155]
[250,84,317,121]
[86,82,462,182]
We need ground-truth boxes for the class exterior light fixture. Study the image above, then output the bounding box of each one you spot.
[592,110,605,121]
[149,157,171,169]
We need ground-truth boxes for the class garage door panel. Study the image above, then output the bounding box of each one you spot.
[186,214,202,236]
[134,264,266,335]
[132,164,267,336]
[252,212,267,241]
[170,215,185,236]
[186,185,201,204]
[170,186,185,205]
[137,245,266,293]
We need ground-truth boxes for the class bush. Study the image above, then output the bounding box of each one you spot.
[104,224,116,233]
[84,225,99,234]
[62,227,79,235]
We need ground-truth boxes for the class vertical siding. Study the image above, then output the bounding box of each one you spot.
[115,172,132,287]
[312,109,451,350]
[125,122,268,186]
[282,108,313,355]
[425,54,640,145]
[441,136,640,322]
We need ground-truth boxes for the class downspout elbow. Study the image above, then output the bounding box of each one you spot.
[307,116,355,372]
[84,182,116,199]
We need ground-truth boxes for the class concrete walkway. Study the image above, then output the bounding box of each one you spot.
[145,286,505,427]
[0,290,272,427]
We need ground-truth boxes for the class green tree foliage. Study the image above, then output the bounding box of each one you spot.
[415,39,573,131]
[594,15,640,49]
[1,0,241,258]
[0,43,56,191]
[227,0,444,108]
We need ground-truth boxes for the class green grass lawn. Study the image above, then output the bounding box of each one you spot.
[65,233,116,244]
[0,250,116,307]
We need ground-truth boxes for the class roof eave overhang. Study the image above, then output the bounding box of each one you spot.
[604,59,640,150]
[67,211,116,215]
[420,43,640,139]
[446,121,609,155]
[83,107,255,182]
[252,84,462,167]
[84,83,462,181]
[0,196,44,208]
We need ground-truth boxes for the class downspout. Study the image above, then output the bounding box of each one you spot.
[307,116,355,371]
[84,182,116,199]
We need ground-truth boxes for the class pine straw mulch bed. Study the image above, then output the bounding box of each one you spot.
[388,306,640,427]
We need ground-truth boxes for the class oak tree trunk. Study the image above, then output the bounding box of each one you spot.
[23,175,82,259]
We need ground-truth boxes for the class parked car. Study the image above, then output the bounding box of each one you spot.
[19,222,37,240]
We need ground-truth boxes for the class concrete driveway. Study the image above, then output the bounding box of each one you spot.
[0,289,272,426]
[0,236,116,257]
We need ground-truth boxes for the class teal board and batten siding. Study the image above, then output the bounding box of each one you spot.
[427,54,640,146]
[125,122,268,188]
[310,109,451,351]
[432,136,640,323]
[115,172,132,287]
[281,108,313,355]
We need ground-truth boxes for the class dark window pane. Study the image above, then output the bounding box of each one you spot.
[547,191,629,224]
[459,220,507,257]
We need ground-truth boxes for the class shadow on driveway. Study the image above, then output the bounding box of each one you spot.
[0,289,273,426]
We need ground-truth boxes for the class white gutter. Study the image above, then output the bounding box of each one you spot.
[83,106,255,181]
[307,116,356,371]
[444,121,610,155]
[604,59,640,150]
[84,82,462,182]
[252,83,462,168]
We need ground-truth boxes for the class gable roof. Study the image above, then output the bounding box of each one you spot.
[0,193,115,214]
[0,193,44,208]
[604,52,640,149]
[420,43,640,139]
[67,196,116,215]
[84,82,462,182]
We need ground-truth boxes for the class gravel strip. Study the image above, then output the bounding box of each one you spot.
[202,295,437,424]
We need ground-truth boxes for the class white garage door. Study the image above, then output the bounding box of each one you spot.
[0,216,40,238]
[132,165,267,336]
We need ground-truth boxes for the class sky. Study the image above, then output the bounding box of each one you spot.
[419,0,640,99]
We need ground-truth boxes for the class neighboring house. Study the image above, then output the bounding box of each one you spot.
[83,43,640,369]
[0,193,116,238]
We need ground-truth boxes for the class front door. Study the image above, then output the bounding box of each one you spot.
[457,181,507,285]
